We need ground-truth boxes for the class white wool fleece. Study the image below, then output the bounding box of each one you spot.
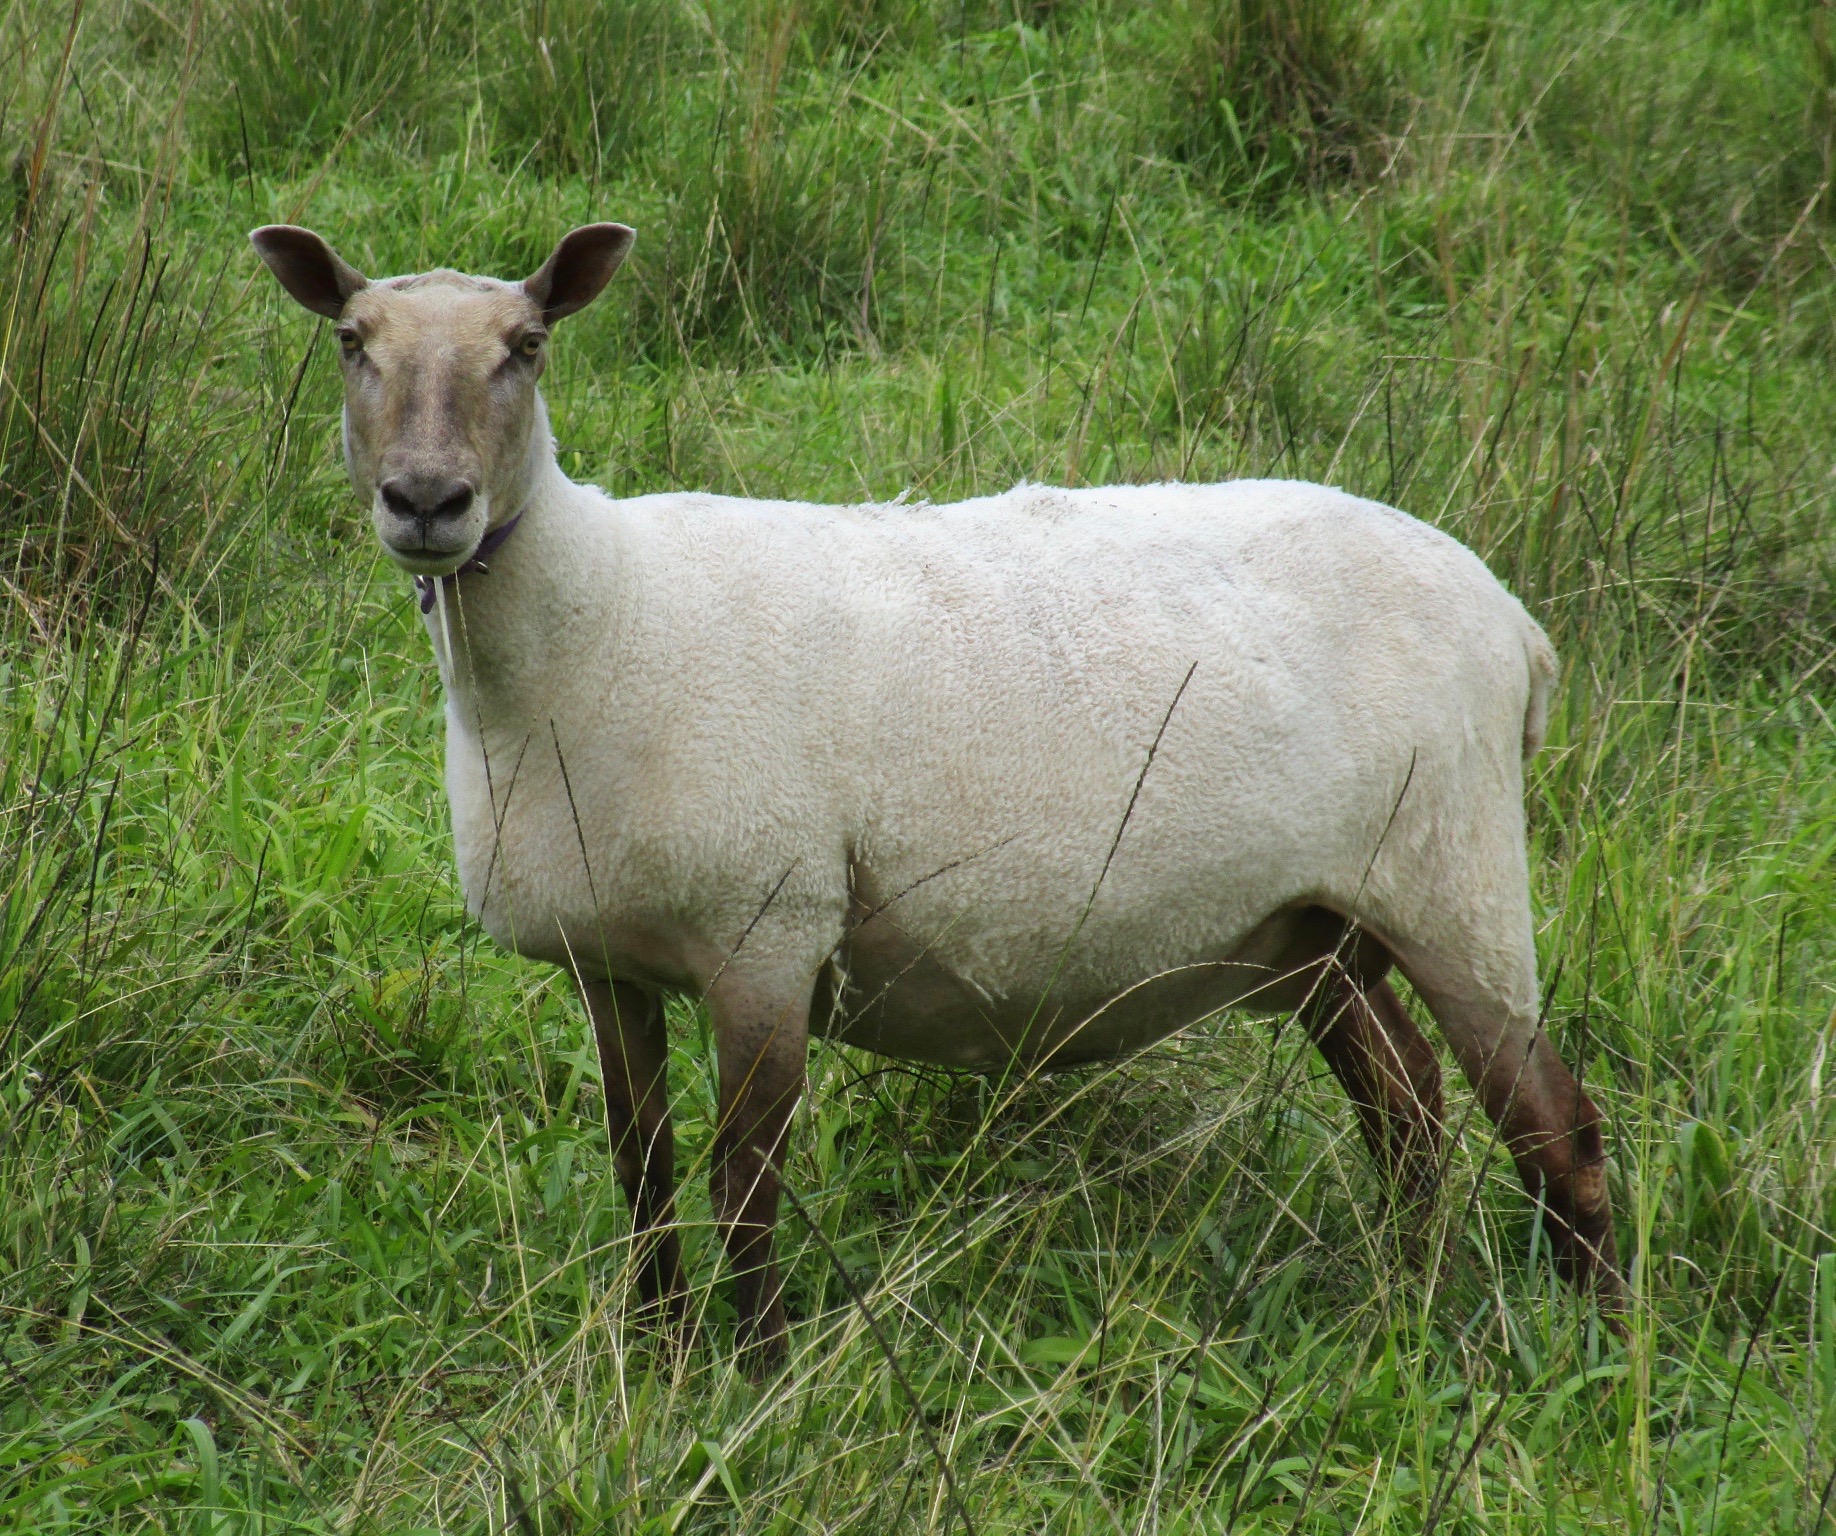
[427,463,1557,1069]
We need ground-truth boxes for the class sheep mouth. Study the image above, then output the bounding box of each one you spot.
[373,503,486,576]
[380,538,477,577]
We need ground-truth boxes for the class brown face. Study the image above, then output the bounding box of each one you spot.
[249,223,636,578]
[334,277,546,574]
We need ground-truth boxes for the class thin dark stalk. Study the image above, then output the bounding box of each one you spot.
[779,1179,979,1536]
[1707,1273,1785,1536]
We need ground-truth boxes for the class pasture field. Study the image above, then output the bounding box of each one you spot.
[4,0,1836,1529]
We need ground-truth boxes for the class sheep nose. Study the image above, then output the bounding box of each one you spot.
[380,474,476,523]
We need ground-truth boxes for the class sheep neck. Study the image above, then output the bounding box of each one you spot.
[420,402,589,722]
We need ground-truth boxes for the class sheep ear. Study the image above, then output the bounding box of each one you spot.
[250,225,369,319]
[523,223,635,324]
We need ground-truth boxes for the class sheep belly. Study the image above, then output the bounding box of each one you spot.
[823,895,1344,1069]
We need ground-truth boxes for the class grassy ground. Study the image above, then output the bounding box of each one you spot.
[4,0,1836,1529]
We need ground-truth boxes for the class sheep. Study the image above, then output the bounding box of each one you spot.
[250,220,1621,1372]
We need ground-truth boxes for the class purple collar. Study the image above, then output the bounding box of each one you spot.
[414,511,524,614]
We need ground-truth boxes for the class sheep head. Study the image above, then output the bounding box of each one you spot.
[249,223,634,577]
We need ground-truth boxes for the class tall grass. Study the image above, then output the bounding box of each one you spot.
[2,0,1834,1530]
[1158,0,1392,195]
[0,7,225,617]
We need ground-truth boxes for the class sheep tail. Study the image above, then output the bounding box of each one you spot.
[1521,619,1559,763]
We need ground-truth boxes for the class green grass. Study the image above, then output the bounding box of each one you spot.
[3,0,1835,1529]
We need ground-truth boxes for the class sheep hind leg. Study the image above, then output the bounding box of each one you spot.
[1399,960,1621,1309]
[1301,963,1445,1246]
[579,978,689,1336]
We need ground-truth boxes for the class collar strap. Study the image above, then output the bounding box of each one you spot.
[414,510,525,614]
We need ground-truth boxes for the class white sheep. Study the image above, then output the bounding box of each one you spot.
[251,221,1619,1370]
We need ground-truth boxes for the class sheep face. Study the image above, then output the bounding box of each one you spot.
[334,277,545,575]
[249,223,635,578]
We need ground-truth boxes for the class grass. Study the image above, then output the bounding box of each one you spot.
[2,0,1835,1529]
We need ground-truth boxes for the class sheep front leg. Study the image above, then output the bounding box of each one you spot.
[707,972,809,1376]
[578,979,687,1332]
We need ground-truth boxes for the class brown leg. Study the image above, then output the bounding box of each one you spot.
[1408,975,1620,1301]
[1480,1033,1617,1294]
[706,971,809,1375]
[1303,971,1445,1221]
[579,978,687,1329]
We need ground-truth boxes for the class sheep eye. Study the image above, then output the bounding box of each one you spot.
[337,328,362,356]
[516,332,545,359]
